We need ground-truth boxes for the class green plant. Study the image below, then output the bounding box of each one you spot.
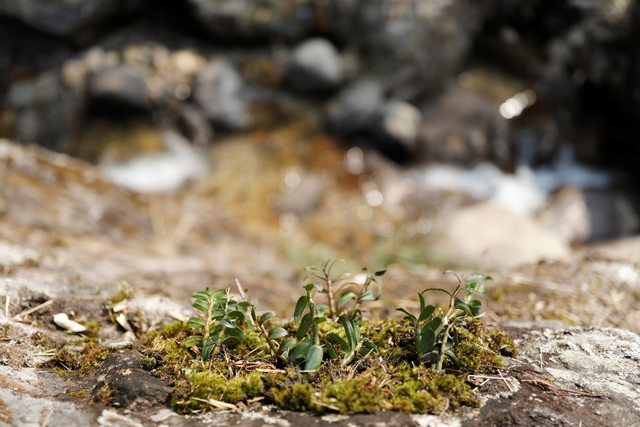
[303,259,351,321]
[247,304,294,366]
[335,266,386,322]
[184,288,247,361]
[326,315,378,367]
[290,282,328,370]
[396,270,491,371]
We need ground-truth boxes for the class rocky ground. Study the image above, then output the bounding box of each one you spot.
[0,140,639,426]
[1,0,640,425]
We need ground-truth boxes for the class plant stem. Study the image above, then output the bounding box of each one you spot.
[436,323,455,371]
[341,341,363,367]
[323,268,337,322]
[255,317,288,365]
[308,292,320,346]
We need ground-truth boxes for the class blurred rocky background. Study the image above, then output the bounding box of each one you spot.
[1,0,640,310]
[2,1,640,425]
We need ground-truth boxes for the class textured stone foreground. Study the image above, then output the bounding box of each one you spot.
[0,281,639,427]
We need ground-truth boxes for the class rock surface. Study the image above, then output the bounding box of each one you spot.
[426,202,571,269]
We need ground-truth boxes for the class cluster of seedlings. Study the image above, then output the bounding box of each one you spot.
[39,260,517,415]
[146,261,517,414]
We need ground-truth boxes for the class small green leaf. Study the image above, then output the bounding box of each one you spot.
[453,327,459,345]
[238,301,252,308]
[297,314,313,341]
[420,317,442,337]
[327,333,350,352]
[289,339,312,364]
[468,299,482,316]
[360,340,378,356]
[325,341,337,359]
[193,300,209,313]
[421,351,440,365]
[260,311,276,325]
[418,329,436,354]
[336,292,357,310]
[210,311,226,320]
[454,305,474,318]
[202,339,216,361]
[418,304,436,322]
[294,296,308,324]
[374,279,382,301]
[418,293,426,313]
[443,270,462,284]
[218,318,235,329]
[357,290,375,301]
[268,327,288,340]
[211,289,228,299]
[313,317,327,325]
[375,266,387,276]
[184,335,203,348]
[278,339,297,356]
[421,287,452,298]
[395,308,416,321]
[192,291,211,302]
[224,326,245,342]
[304,345,323,370]
[339,316,358,349]
[220,336,241,345]
[336,273,352,281]
[187,317,205,329]
[227,310,246,323]
[465,287,489,303]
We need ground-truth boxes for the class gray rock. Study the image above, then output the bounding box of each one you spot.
[88,67,151,110]
[6,70,83,151]
[286,38,343,93]
[0,0,142,38]
[326,0,485,101]
[193,59,253,130]
[91,349,170,410]
[377,100,422,151]
[325,79,384,135]
[185,0,312,40]
[417,85,509,167]
[426,201,571,269]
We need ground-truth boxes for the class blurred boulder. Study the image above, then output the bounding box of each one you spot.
[193,58,257,130]
[185,0,313,40]
[325,78,384,136]
[326,0,486,101]
[417,85,509,167]
[536,187,590,244]
[537,186,639,245]
[376,100,422,152]
[0,0,143,39]
[5,69,83,151]
[286,37,343,93]
[426,201,571,269]
[88,67,151,110]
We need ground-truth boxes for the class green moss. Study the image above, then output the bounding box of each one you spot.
[68,390,87,399]
[171,371,264,413]
[319,377,386,414]
[159,321,192,339]
[92,384,112,405]
[489,330,519,357]
[139,356,157,370]
[141,316,517,416]
[273,383,318,412]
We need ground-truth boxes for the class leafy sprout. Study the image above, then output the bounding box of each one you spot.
[184,288,247,361]
[396,270,491,371]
